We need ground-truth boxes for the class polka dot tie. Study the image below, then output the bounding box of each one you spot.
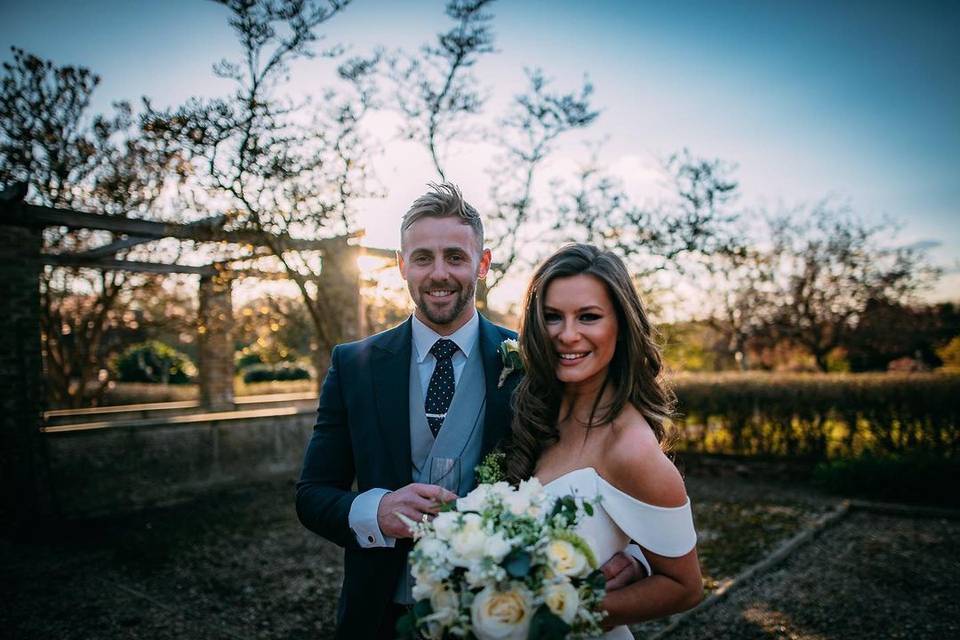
[425,339,459,438]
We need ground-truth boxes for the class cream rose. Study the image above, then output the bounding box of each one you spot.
[470,583,533,640]
[544,581,579,624]
[546,539,588,577]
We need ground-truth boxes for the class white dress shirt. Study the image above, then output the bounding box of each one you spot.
[347,312,480,548]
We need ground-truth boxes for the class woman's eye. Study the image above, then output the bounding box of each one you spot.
[580,313,601,322]
[544,312,561,323]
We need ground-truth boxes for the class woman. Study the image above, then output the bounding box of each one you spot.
[504,243,702,637]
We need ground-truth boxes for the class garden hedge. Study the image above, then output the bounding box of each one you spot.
[669,373,960,461]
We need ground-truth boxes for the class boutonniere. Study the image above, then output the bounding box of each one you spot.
[497,338,522,388]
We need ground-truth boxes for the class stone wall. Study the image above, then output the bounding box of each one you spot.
[43,407,316,517]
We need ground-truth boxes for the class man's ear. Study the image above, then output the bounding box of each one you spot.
[397,249,406,278]
[477,248,492,279]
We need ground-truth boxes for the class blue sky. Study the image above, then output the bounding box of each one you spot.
[2,0,958,304]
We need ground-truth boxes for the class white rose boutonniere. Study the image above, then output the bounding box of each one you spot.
[497,338,522,388]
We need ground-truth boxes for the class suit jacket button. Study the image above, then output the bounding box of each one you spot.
[368,535,375,543]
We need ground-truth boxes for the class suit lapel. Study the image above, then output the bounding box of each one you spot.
[479,315,511,455]
[371,319,413,486]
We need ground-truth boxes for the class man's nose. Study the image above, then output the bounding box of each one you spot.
[430,259,449,280]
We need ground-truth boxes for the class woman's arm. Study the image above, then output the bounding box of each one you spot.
[600,547,702,628]
[599,418,703,626]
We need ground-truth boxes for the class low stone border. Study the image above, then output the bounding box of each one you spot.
[646,496,960,639]
[645,499,852,640]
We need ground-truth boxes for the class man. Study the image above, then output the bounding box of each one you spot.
[296,183,640,639]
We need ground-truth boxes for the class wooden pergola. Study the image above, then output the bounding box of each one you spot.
[0,184,394,532]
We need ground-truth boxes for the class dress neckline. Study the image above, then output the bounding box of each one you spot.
[539,466,692,512]
[537,466,597,489]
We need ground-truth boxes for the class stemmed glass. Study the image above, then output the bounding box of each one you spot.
[429,457,461,499]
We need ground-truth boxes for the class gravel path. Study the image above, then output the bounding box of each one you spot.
[5,475,947,640]
[663,510,960,640]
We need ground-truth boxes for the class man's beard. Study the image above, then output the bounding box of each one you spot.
[416,279,476,326]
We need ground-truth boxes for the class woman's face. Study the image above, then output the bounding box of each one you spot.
[542,274,619,389]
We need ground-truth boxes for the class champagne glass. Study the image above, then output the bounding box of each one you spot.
[429,457,461,498]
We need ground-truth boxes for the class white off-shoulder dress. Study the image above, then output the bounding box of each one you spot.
[541,467,697,640]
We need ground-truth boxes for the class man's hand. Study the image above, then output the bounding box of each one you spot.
[601,550,646,591]
[377,483,458,539]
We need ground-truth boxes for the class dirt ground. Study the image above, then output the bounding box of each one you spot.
[2,474,954,639]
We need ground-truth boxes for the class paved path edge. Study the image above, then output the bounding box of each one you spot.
[644,500,852,640]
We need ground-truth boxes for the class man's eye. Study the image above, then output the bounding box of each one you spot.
[415,256,431,264]
[448,254,464,263]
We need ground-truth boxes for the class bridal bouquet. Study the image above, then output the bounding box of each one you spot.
[396,478,606,640]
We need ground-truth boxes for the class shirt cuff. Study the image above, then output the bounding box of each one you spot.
[348,488,396,548]
[625,543,652,578]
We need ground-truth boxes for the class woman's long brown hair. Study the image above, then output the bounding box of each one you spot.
[503,244,675,485]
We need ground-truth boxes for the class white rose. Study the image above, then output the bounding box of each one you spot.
[450,527,487,565]
[489,481,513,498]
[543,581,579,624]
[432,511,458,541]
[482,531,512,563]
[545,539,588,577]
[417,537,447,560]
[470,583,533,640]
[502,492,530,516]
[457,484,491,512]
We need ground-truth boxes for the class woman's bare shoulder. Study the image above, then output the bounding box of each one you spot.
[603,407,687,508]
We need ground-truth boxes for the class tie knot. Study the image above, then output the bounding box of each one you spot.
[430,338,459,360]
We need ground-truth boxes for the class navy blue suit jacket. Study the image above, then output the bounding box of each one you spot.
[296,314,518,639]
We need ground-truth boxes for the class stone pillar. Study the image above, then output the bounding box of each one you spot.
[197,273,235,410]
[0,221,52,534]
[318,238,362,344]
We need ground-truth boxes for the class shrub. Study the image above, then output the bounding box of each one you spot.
[813,453,960,505]
[670,373,960,461]
[111,341,196,384]
[235,350,264,370]
[240,362,311,383]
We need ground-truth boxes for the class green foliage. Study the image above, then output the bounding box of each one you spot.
[504,548,532,578]
[235,350,264,370]
[529,605,571,640]
[937,336,960,372]
[475,450,506,484]
[672,373,960,460]
[813,453,960,505]
[240,362,312,383]
[111,341,196,384]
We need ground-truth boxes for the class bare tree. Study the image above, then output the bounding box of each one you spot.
[144,0,381,373]
[484,69,599,290]
[765,202,937,371]
[552,149,741,289]
[388,0,496,179]
[699,247,778,370]
[1,47,180,407]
